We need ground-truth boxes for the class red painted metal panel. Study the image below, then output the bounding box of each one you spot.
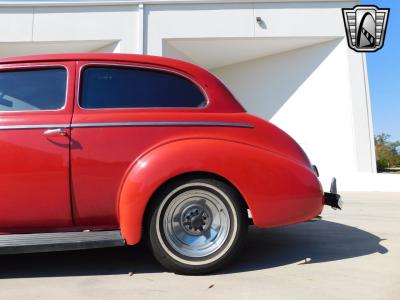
[118,139,323,244]
[0,61,75,231]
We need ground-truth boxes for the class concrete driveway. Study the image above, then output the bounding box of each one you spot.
[0,192,398,300]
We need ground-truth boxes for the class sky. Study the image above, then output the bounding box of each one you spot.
[361,0,400,141]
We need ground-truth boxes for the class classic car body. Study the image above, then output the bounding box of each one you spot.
[0,54,341,274]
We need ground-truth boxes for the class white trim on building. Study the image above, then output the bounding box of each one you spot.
[0,0,356,7]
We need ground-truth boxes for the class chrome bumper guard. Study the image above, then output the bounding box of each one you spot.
[324,177,343,210]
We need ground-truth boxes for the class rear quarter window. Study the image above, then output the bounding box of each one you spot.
[79,66,207,109]
[0,68,67,111]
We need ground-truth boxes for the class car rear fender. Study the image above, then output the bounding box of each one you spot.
[118,138,323,245]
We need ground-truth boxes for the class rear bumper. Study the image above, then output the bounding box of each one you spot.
[324,177,343,210]
[324,192,342,209]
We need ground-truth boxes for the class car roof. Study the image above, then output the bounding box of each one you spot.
[0,53,245,113]
[0,53,197,72]
[0,53,178,64]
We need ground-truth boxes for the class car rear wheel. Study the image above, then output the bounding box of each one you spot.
[147,177,248,274]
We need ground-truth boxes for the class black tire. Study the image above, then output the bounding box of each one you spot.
[147,177,248,275]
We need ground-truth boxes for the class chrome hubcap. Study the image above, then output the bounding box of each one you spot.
[162,188,231,258]
[181,204,211,235]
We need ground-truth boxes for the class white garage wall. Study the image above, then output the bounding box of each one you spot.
[145,1,356,56]
[33,6,138,53]
[0,40,121,57]
[253,2,345,37]
[0,5,138,54]
[0,8,33,42]
[1,0,394,191]
[212,39,358,187]
[143,0,379,190]
[346,50,376,173]
[145,3,254,55]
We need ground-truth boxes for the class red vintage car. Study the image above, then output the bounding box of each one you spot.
[0,53,341,274]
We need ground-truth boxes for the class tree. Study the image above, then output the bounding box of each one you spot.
[375,133,400,172]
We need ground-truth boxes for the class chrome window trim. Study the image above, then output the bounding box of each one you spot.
[0,122,253,130]
[77,63,210,111]
[0,64,69,113]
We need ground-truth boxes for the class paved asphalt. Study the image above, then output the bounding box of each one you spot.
[0,192,398,300]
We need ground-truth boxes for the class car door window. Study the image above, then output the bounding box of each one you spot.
[79,66,206,109]
[0,68,67,111]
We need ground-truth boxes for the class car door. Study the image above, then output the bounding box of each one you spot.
[0,62,75,231]
[70,61,207,227]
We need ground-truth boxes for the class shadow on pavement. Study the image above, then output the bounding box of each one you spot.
[0,220,387,278]
[221,220,388,274]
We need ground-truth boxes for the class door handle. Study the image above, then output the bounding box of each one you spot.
[43,128,67,136]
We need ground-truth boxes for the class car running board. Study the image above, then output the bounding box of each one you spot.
[0,230,125,255]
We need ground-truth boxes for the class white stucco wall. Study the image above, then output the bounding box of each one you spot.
[0,4,138,55]
[0,0,395,191]
[145,3,254,55]
[212,39,355,188]
[143,0,379,189]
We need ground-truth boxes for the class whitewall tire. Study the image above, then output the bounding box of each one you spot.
[147,177,248,274]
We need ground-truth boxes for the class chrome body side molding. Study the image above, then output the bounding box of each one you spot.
[0,121,254,130]
[0,124,69,130]
[71,121,254,129]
